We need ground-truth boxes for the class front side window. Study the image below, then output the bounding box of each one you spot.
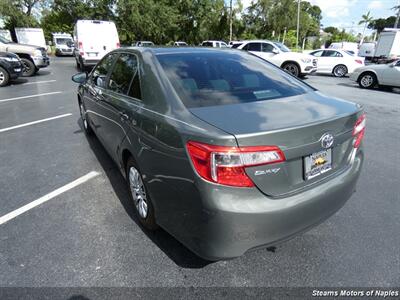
[91,53,116,88]
[311,50,323,57]
[323,51,342,57]
[108,53,141,99]
[157,51,312,108]
[262,43,275,53]
[243,43,261,52]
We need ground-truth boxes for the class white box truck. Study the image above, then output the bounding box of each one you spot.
[52,32,74,56]
[73,20,120,70]
[373,29,400,63]
[15,28,47,48]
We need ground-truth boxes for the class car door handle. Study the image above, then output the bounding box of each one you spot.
[120,112,129,121]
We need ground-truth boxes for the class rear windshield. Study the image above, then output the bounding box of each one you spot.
[156,51,312,108]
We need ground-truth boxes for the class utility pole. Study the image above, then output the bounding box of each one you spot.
[229,0,233,42]
[296,0,301,50]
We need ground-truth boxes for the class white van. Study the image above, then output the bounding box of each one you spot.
[374,29,400,59]
[73,20,120,70]
[52,32,74,56]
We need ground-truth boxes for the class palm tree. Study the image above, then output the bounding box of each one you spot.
[393,5,400,28]
[358,11,373,44]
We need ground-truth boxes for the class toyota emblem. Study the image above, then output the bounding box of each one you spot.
[320,133,334,149]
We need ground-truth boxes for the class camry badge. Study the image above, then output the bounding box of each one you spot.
[320,133,334,149]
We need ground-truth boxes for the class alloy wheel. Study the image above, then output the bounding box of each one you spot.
[334,66,347,77]
[128,167,148,219]
[360,75,374,88]
[283,64,299,77]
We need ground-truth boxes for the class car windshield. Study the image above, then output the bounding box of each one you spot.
[56,38,72,45]
[0,36,11,44]
[273,42,290,52]
[156,51,312,108]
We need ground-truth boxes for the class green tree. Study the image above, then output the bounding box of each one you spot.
[368,16,396,33]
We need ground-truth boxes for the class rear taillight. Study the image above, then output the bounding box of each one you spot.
[78,42,84,55]
[186,141,285,187]
[352,113,366,148]
[116,42,120,48]
[355,59,363,64]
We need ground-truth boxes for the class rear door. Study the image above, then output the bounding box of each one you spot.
[95,52,142,162]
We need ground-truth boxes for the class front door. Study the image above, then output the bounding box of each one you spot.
[96,52,142,163]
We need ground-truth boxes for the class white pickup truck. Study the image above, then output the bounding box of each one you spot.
[236,40,317,77]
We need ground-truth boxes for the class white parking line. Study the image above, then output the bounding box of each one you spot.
[0,91,62,103]
[0,171,100,225]
[0,113,72,133]
[21,80,57,85]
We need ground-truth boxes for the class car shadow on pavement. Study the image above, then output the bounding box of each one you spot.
[337,82,400,94]
[76,119,212,269]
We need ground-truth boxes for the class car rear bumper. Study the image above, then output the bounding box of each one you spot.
[81,58,100,66]
[181,148,363,260]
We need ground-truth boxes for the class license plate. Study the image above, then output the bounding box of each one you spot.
[304,149,332,180]
[87,53,97,57]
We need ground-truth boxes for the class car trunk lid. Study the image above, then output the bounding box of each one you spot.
[189,91,362,197]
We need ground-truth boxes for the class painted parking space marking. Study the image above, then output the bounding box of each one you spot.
[0,91,62,103]
[21,80,57,85]
[0,171,100,225]
[0,113,72,133]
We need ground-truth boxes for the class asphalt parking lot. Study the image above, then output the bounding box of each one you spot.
[0,57,399,287]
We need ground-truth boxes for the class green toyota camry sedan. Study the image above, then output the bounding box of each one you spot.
[72,47,365,260]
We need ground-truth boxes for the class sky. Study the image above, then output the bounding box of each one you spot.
[240,0,399,34]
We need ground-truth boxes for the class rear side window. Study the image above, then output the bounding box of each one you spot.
[157,51,312,108]
[108,53,141,99]
[91,53,116,88]
[202,42,213,47]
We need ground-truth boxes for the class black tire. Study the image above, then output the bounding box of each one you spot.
[126,157,158,231]
[20,58,36,77]
[358,72,377,89]
[333,64,348,77]
[79,101,93,135]
[0,66,10,87]
[282,62,300,77]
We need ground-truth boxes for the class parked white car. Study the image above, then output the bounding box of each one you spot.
[174,41,188,47]
[236,40,317,77]
[350,60,400,89]
[201,40,228,48]
[309,49,364,77]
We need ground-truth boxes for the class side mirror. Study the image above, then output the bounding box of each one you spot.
[72,72,87,84]
[272,48,279,54]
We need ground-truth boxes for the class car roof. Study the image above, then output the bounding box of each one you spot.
[115,46,240,56]
[240,40,274,43]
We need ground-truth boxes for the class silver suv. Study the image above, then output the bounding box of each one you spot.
[0,35,50,76]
